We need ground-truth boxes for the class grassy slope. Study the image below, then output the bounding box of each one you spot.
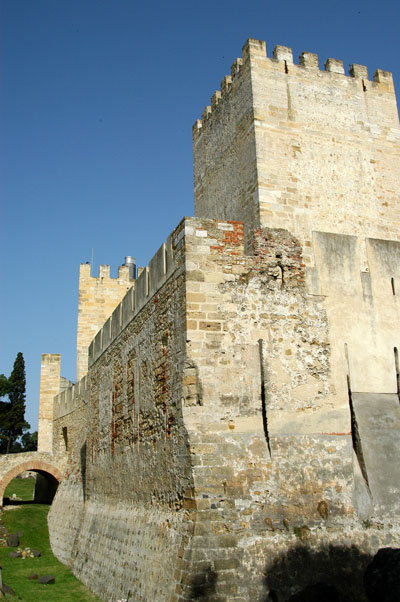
[4,476,35,501]
[1,479,102,602]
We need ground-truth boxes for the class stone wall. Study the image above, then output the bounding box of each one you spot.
[76,263,134,380]
[193,39,400,263]
[48,219,195,602]
[177,218,400,601]
[48,217,400,601]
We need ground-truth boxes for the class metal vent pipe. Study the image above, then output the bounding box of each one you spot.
[124,256,136,280]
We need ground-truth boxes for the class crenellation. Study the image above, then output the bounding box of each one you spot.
[98,264,110,278]
[220,74,232,93]
[111,303,122,340]
[350,63,369,79]
[273,44,293,63]
[324,57,345,74]
[76,259,135,380]
[201,105,211,122]
[230,57,243,78]
[194,37,400,250]
[373,68,395,93]
[241,37,267,60]
[211,90,221,108]
[299,51,319,69]
[117,264,131,280]
[121,286,135,329]
[192,119,202,138]
[195,40,398,159]
[87,230,180,367]
[101,316,112,348]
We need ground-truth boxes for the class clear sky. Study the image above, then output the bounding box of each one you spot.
[1,0,399,431]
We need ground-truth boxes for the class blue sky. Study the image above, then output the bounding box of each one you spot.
[1,0,399,430]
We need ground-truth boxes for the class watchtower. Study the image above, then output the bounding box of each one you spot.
[193,39,400,261]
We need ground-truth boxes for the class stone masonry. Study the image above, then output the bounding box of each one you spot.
[41,39,400,601]
[76,262,134,380]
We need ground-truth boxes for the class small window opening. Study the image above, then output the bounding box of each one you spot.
[395,347,400,401]
[62,427,68,451]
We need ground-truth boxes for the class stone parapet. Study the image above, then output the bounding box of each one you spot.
[88,225,181,367]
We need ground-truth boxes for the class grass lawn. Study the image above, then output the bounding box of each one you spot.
[0,479,102,602]
[4,476,35,501]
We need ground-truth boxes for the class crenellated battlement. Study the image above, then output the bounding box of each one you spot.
[79,262,132,282]
[88,226,180,367]
[193,37,400,255]
[53,375,88,420]
[76,259,136,381]
[193,38,396,138]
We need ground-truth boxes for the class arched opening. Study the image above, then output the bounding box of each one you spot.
[0,461,62,507]
[33,470,59,503]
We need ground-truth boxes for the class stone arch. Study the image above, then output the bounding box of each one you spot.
[0,460,62,505]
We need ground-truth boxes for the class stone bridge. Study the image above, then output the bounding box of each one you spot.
[0,452,67,505]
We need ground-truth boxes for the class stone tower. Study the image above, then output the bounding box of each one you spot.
[193,39,400,260]
[76,262,135,380]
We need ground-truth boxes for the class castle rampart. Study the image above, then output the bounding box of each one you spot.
[88,235,177,367]
[43,39,400,601]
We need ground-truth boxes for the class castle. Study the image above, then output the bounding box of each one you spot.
[36,39,400,601]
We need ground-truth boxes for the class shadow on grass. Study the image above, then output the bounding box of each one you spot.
[3,499,45,506]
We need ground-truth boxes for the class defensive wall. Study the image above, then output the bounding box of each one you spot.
[43,39,400,601]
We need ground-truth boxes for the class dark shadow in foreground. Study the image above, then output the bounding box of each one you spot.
[262,543,372,602]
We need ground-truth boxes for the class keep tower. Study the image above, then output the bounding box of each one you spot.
[193,39,400,261]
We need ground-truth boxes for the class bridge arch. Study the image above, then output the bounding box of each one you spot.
[0,460,62,505]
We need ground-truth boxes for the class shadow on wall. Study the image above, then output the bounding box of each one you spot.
[262,544,400,602]
[188,545,400,601]
[189,566,218,600]
[263,544,371,601]
[33,471,59,503]
[80,442,86,502]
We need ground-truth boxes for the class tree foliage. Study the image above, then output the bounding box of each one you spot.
[0,353,31,453]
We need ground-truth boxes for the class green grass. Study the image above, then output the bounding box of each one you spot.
[0,480,102,601]
[4,477,35,501]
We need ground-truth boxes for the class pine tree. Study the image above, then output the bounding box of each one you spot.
[0,353,30,453]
